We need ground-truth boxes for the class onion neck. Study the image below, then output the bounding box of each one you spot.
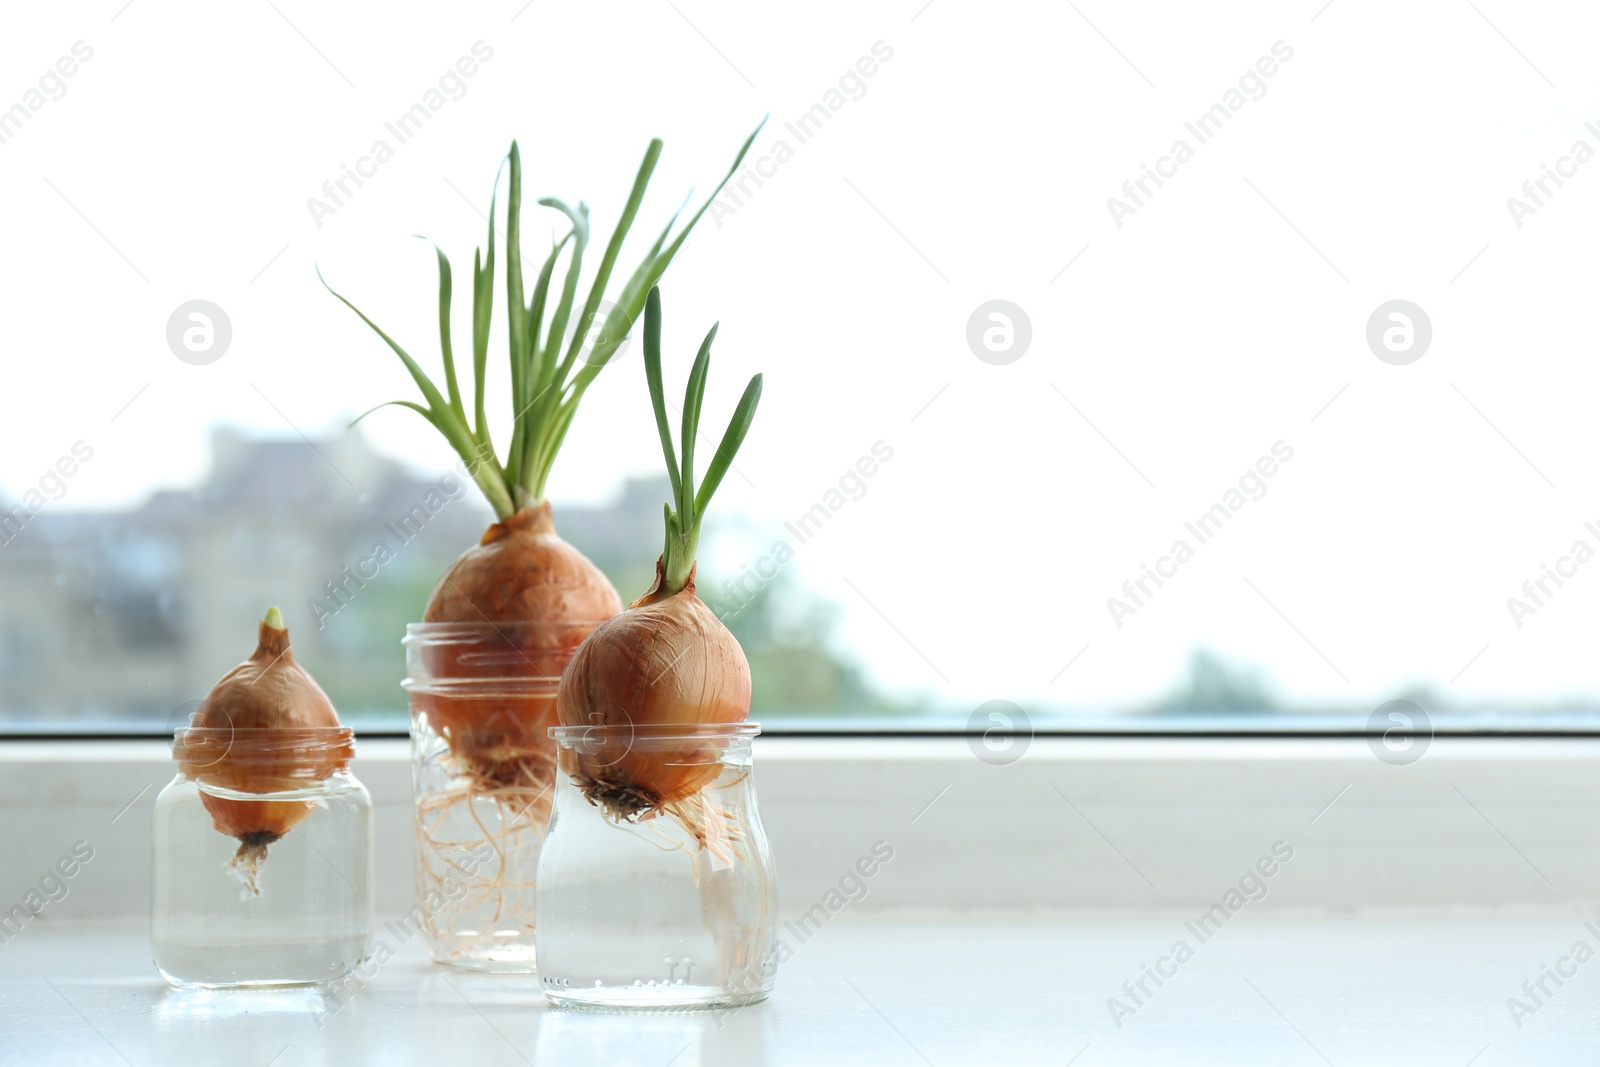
[635,558,695,607]
[255,617,291,661]
[661,519,699,596]
[480,500,555,545]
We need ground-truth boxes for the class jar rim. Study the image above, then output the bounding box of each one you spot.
[179,771,359,799]
[173,724,354,739]
[173,725,356,773]
[404,620,612,642]
[548,722,761,741]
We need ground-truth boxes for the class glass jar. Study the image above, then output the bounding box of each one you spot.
[151,726,373,988]
[536,723,777,1009]
[403,620,605,970]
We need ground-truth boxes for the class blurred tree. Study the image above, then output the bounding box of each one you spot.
[561,478,903,720]
[1153,648,1274,715]
[707,570,909,718]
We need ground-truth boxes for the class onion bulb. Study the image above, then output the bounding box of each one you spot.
[558,285,762,842]
[173,607,351,893]
[416,500,620,801]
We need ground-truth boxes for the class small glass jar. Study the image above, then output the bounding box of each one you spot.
[536,723,777,1010]
[403,620,605,970]
[151,726,373,988]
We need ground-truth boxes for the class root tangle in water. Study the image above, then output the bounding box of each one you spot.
[413,737,560,940]
[227,830,281,895]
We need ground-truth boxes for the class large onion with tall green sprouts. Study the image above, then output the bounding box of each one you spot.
[557,286,762,841]
[317,126,761,814]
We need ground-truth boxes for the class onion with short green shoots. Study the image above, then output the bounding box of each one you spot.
[557,286,762,844]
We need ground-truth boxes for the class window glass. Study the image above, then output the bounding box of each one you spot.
[2,6,1591,734]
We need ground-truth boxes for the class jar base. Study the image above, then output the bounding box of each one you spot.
[153,934,370,990]
[427,934,539,972]
[430,954,539,973]
[542,984,771,1011]
[157,969,357,991]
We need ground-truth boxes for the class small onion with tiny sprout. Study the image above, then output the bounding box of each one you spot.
[172,607,352,893]
[557,286,762,841]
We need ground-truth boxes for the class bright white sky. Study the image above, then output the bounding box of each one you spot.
[2,1,1598,715]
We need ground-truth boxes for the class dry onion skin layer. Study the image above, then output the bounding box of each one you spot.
[557,285,763,845]
[319,123,763,800]
[173,608,352,894]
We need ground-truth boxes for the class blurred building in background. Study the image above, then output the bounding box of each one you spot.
[0,428,895,730]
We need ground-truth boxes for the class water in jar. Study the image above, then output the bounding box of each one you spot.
[151,774,373,987]
[536,748,777,1009]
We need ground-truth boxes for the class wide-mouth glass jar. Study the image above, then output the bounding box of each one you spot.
[403,620,607,970]
[152,725,373,988]
[536,723,777,1010]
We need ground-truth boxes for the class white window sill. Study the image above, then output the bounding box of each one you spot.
[4,915,1588,1064]
[2,736,1595,917]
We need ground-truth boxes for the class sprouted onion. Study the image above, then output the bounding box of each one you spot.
[319,125,763,816]
[172,608,352,894]
[556,286,762,846]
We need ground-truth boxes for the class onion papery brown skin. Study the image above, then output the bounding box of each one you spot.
[556,561,751,826]
[173,616,352,892]
[413,502,622,806]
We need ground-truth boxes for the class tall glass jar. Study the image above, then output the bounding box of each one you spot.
[536,723,777,1009]
[151,726,373,988]
[403,620,605,970]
